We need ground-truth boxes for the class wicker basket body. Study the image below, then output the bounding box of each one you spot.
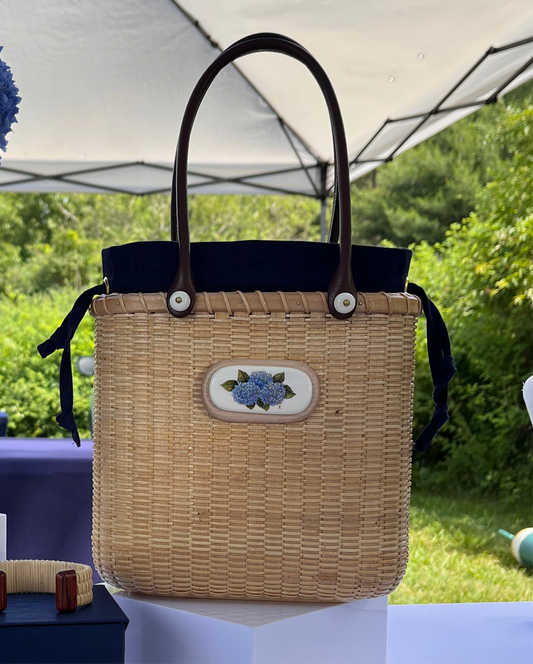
[91,290,420,602]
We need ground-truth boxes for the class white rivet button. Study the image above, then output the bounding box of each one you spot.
[168,290,191,312]
[334,292,356,314]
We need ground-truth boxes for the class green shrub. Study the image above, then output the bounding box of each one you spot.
[410,109,533,501]
[0,290,94,438]
[0,193,322,439]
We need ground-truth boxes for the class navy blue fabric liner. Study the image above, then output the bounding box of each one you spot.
[103,240,412,294]
[39,240,454,452]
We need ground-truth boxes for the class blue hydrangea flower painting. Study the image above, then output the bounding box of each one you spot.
[221,370,296,411]
[0,47,21,165]
[232,381,261,406]
[259,382,287,407]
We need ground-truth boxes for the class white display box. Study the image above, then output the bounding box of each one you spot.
[0,514,6,560]
[107,585,388,664]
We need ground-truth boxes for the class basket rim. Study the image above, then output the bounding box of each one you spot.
[91,290,422,317]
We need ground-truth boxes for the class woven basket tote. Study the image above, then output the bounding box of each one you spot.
[89,35,422,603]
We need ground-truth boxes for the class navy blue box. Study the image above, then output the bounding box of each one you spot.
[0,585,129,663]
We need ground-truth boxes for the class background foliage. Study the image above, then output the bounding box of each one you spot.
[0,87,531,504]
[0,290,94,437]
[397,102,532,502]
[389,492,532,604]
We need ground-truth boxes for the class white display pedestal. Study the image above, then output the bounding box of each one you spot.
[107,585,388,664]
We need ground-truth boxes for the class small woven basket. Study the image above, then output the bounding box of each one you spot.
[91,290,420,602]
[0,560,93,607]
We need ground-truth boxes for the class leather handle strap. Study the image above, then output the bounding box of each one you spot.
[169,33,341,246]
[233,37,340,243]
[167,33,356,319]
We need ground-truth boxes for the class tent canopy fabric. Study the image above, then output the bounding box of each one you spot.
[2,0,533,198]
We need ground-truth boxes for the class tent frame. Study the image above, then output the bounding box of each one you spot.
[1,1,532,239]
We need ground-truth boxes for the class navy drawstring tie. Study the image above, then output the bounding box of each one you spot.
[39,282,455,451]
[37,283,106,446]
[407,283,456,452]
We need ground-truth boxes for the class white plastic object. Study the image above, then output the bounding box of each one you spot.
[523,375,533,425]
[168,291,191,312]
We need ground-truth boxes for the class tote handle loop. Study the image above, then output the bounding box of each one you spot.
[170,33,340,247]
[167,33,356,320]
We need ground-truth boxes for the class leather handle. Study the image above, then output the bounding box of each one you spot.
[169,33,340,244]
[167,33,356,319]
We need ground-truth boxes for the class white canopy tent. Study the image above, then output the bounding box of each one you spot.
[2,0,533,213]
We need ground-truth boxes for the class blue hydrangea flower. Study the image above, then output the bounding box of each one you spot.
[259,382,286,407]
[0,47,21,164]
[248,371,273,388]
[232,381,261,406]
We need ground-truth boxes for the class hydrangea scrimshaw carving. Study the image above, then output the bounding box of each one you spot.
[222,370,295,411]
[202,360,320,423]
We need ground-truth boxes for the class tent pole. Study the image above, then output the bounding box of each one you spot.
[320,197,327,242]
[319,162,328,242]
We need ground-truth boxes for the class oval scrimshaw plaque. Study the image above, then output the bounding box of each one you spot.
[202,360,320,423]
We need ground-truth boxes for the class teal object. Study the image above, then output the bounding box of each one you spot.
[499,528,533,567]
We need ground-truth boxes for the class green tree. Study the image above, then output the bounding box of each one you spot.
[0,193,321,438]
[410,106,533,501]
[350,83,533,246]
[0,193,321,296]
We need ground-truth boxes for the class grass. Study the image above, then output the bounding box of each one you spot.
[389,490,533,604]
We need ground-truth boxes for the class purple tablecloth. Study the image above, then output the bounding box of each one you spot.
[0,438,99,579]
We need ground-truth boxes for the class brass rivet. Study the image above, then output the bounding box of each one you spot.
[296,301,301,305]
[176,296,183,304]
[115,301,119,306]
[343,299,350,307]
